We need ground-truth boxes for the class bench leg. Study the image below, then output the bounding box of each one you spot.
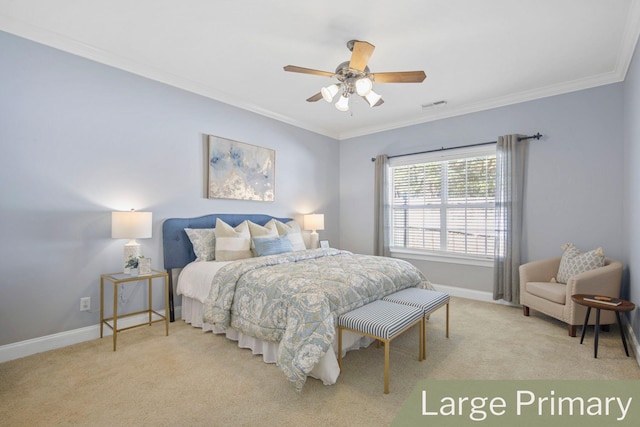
[446,302,450,338]
[420,318,425,361]
[384,339,390,394]
[338,326,343,370]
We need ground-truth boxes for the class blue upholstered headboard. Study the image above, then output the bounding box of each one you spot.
[162,213,292,270]
[162,214,292,321]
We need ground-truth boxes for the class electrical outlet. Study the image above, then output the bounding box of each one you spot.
[80,297,91,311]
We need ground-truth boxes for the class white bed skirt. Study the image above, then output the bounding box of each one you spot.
[180,296,373,385]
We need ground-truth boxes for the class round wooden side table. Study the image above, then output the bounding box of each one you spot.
[571,294,636,358]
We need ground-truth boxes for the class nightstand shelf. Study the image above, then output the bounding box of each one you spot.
[100,269,169,351]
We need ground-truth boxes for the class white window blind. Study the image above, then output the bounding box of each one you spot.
[389,145,496,258]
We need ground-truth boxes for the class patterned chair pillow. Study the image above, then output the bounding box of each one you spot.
[184,228,216,261]
[556,243,605,283]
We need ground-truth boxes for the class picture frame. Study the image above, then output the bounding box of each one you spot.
[320,240,330,249]
[138,257,152,276]
[207,135,275,201]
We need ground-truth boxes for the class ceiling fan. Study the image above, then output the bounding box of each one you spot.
[284,40,426,111]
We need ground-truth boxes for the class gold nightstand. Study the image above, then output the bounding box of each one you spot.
[100,269,169,351]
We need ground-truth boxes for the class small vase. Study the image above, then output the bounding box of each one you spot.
[129,268,138,276]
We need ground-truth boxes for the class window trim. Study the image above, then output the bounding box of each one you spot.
[389,247,494,267]
[388,144,496,263]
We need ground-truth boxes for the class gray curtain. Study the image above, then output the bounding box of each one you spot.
[374,154,390,257]
[493,135,527,302]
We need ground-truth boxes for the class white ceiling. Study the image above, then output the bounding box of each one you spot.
[1,0,640,140]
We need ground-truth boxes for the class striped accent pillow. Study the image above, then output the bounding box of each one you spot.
[214,219,252,261]
[273,220,306,251]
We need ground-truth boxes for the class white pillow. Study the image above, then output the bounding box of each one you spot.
[214,219,252,261]
[184,228,216,261]
[273,219,306,251]
[247,220,279,255]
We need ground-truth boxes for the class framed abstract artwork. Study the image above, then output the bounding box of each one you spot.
[207,135,275,201]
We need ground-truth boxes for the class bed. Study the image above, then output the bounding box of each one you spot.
[162,213,433,390]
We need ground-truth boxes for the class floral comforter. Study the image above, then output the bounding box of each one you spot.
[202,248,432,390]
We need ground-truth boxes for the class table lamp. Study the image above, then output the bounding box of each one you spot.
[304,213,324,249]
[112,210,152,272]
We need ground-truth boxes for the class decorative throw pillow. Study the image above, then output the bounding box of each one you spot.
[247,220,279,255]
[556,243,605,283]
[273,219,306,251]
[252,235,294,257]
[214,219,252,261]
[184,228,216,261]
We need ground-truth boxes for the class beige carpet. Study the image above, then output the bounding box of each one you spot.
[1,297,638,426]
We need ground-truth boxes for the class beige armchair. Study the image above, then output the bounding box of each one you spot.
[519,257,623,336]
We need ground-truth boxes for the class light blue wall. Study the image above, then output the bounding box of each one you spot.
[340,84,625,292]
[623,35,640,344]
[0,31,340,346]
[0,27,634,348]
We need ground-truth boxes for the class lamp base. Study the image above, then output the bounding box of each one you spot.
[123,240,141,273]
[309,231,319,249]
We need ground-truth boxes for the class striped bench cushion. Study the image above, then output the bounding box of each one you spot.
[338,300,423,340]
[383,288,449,315]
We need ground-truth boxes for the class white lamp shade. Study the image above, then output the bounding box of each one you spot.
[355,77,373,96]
[321,84,340,102]
[112,211,152,239]
[364,90,382,107]
[335,95,350,111]
[303,214,325,231]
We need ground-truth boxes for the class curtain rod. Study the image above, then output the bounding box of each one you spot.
[370,132,542,162]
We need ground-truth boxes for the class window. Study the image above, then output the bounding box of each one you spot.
[389,145,496,259]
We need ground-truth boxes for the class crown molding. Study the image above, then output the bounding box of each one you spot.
[337,69,625,140]
[2,7,638,142]
[0,15,342,139]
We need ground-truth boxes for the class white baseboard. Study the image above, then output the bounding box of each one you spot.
[624,316,640,367]
[431,283,518,307]
[0,307,180,363]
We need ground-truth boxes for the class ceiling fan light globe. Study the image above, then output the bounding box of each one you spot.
[321,84,340,102]
[335,95,350,111]
[355,77,373,96]
[365,90,382,107]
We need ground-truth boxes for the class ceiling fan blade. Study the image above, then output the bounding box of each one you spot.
[349,41,375,72]
[372,71,426,83]
[283,65,334,78]
[306,92,323,102]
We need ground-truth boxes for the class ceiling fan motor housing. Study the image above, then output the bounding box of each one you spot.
[335,61,371,96]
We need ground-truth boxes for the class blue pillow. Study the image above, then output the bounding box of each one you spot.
[252,236,294,256]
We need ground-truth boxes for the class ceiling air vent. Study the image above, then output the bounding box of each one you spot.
[422,100,447,110]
